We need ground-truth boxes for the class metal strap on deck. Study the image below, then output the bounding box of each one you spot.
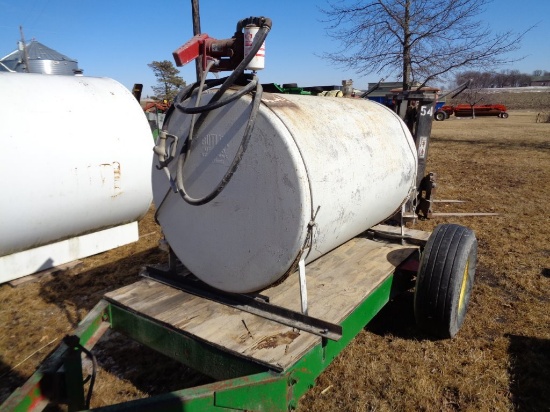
[142,266,342,341]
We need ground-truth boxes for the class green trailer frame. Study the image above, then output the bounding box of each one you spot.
[1,225,432,412]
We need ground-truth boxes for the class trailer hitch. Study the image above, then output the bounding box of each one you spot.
[61,335,97,411]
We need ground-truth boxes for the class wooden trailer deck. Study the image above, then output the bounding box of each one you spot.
[104,225,428,374]
[1,225,433,411]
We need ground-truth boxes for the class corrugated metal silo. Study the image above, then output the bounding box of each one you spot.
[0,40,80,75]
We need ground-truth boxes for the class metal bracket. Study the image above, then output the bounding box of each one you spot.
[298,254,308,315]
[141,266,342,341]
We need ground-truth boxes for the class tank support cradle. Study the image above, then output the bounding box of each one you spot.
[141,264,342,341]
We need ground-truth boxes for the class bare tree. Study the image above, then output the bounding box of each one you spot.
[321,0,533,90]
[455,70,494,89]
[455,69,532,89]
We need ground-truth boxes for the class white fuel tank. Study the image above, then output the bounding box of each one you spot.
[152,91,417,293]
[0,73,153,281]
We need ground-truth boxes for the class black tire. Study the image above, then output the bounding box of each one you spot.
[501,112,509,118]
[282,83,298,89]
[414,224,477,338]
[434,111,446,121]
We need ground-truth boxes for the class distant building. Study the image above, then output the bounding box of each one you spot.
[365,81,407,105]
[365,81,438,105]
[363,81,446,113]
[531,76,550,87]
[0,40,81,75]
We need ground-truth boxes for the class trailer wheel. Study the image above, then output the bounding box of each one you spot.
[414,224,477,338]
[434,111,446,121]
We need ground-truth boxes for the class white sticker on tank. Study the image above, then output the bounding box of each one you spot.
[418,136,428,159]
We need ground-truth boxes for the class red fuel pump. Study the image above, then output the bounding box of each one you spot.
[172,16,271,72]
[153,16,272,208]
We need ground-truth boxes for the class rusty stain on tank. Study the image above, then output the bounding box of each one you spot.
[99,162,122,196]
[113,161,121,193]
[261,92,300,109]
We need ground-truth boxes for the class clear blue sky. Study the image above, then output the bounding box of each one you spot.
[1,0,548,96]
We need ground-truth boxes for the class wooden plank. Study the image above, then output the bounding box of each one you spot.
[106,279,300,371]
[266,238,416,320]
[105,235,421,371]
[8,260,82,287]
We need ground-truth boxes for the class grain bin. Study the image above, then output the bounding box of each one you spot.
[0,72,153,282]
[0,40,80,75]
[152,91,417,293]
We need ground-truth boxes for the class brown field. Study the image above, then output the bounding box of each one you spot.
[1,93,549,411]
[447,89,550,111]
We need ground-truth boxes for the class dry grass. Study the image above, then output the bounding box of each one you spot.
[1,102,549,411]
[447,89,550,111]
[301,110,550,411]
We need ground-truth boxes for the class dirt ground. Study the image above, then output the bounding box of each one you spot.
[1,93,549,411]
[302,108,550,411]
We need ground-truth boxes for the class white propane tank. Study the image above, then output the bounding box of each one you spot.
[152,91,417,293]
[0,72,153,282]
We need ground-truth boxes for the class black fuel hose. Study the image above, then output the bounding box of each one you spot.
[168,16,271,206]
[174,16,271,116]
[175,76,257,114]
[175,78,262,205]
